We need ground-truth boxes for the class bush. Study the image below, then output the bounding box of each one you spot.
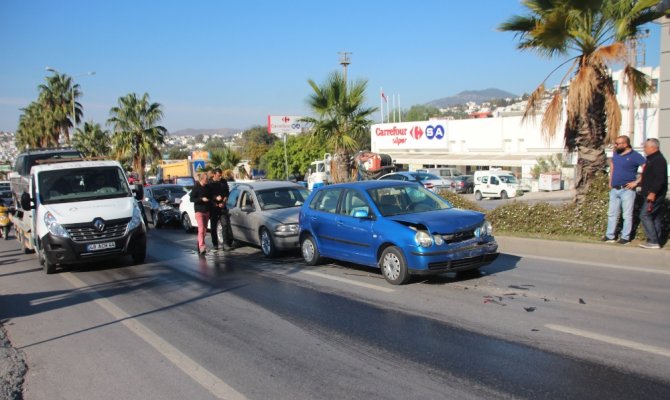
[437,189,486,213]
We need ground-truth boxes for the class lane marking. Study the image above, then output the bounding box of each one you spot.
[545,324,670,359]
[61,273,247,400]
[299,270,395,293]
[511,253,670,276]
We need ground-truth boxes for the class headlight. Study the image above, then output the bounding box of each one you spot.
[415,231,433,248]
[433,235,444,245]
[275,224,299,234]
[44,211,70,238]
[476,220,493,238]
[127,203,143,231]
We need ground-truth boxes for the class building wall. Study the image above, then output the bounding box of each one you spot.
[659,17,670,157]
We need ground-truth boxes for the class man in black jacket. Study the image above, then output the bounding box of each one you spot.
[208,168,231,250]
[639,138,668,249]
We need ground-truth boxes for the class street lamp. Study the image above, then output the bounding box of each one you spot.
[45,67,95,141]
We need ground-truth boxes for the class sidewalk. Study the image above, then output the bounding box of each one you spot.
[497,235,670,269]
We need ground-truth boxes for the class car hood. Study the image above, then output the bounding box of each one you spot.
[388,208,484,234]
[263,207,301,225]
[44,198,135,224]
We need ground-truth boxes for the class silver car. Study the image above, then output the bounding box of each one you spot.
[225,181,310,257]
[378,171,452,192]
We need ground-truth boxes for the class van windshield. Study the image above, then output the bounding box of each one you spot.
[39,167,131,204]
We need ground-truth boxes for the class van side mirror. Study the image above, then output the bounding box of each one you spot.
[133,184,144,201]
[20,192,32,210]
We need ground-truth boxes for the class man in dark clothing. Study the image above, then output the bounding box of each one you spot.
[639,138,668,249]
[208,168,231,250]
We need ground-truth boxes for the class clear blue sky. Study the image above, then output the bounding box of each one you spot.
[0,0,662,133]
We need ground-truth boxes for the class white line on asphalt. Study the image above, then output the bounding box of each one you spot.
[61,273,248,400]
[545,324,670,359]
[300,270,395,293]
[511,253,670,276]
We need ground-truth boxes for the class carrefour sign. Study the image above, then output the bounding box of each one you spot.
[371,121,448,150]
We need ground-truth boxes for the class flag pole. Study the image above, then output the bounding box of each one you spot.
[398,94,401,122]
[380,87,384,123]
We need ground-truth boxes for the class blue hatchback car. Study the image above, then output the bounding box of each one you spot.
[299,181,499,285]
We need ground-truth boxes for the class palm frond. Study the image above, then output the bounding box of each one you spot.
[604,82,621,144]
[624,65,652,97]
[522,84,546,122]
[566,63,597,120]
[541,91,563,140]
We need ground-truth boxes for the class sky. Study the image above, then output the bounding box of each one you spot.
[0,0,662,133]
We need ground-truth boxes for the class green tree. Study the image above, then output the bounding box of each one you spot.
[16,101,53,148]
[261,134,329,180]
[72,121,111,158]
[500,0,664,203]
[205,136,227,152]
[107,93,168,184]
[39,71,82,144]
[404,104,442,122]
[208,146,242,170]
[235,125,277,166]
[302,71,377,182]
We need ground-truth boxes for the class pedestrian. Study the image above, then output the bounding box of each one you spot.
[602,135,646,244]
[639,138,668,249]
[166,174,172,184]
[190,172,211,254]
[224,169,236,182]
[207,168,231,250]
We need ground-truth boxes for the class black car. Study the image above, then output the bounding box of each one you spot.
[141,184,188,227]
[451,175,474,194]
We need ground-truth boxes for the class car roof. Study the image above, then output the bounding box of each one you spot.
[234,180,305,191]
[316,180,417,190]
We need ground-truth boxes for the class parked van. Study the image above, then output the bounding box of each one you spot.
[14,159,146,273]
[473,170,522,200]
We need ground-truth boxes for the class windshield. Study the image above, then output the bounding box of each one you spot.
[256,187,310,210]
[38,166,131,204]
[498,175,518,184]
[152,185,187,199]
[368,185,452,216]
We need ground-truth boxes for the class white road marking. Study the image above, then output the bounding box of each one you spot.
[300,270,395,293]
[511,253,670,276]
[61,273,247,400]
[545,324,670,359]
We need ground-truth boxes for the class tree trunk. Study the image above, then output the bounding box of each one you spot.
[331,151,352,183]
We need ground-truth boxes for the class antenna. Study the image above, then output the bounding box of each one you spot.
[338,51,352,82]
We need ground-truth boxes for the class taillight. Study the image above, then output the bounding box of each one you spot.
[424,183,434,189]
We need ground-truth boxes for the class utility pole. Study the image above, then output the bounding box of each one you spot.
[627,29,650,146]
[338,51,351,83]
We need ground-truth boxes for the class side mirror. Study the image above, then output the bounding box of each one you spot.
[20,192,32,210]
[133,184,144,200]
[352,209,371,219]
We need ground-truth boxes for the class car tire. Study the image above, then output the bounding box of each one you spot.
[301,235,322,266]
[500,190,508,200]
[379,246,410,285]
[39,242,56,274]
[260,228,277,258]
[181,213,194,233]
[466,186,473,194]
[132,247,146,265]
[474,191,483,201]
[155,214,163,229]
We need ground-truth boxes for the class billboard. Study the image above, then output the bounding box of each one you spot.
[370,121,449,151]
[268,115,304,135]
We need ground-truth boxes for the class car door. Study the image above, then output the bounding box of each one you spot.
[229,189,257,244]
[488,175,500,196]
[330,189,376,266]
[305,188,343,258]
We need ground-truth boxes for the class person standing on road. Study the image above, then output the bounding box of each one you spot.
[190,172,211,255]
[639,138,668,249]
[602,135,646,245]
[208,168,231,251]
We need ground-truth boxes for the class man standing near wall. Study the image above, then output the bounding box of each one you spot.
[639,138,668,249]
[602,135,646,245]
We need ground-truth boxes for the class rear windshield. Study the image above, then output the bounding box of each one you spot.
[38,166,131,204]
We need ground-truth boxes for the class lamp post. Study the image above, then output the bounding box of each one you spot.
[45,67,95,142]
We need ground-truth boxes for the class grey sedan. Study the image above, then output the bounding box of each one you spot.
[224,181,310,257]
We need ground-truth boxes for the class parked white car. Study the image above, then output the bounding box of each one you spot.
[473,171,522,200]
[179,183,238,232]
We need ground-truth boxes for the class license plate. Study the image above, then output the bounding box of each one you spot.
[87,242,116,251]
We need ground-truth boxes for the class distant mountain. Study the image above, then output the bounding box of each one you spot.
[170,128,240,137]
[426,88,519,108]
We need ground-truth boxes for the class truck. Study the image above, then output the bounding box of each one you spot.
[11,156,147,274]
[306,151,396,189]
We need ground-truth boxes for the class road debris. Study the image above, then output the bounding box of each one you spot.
[579,298,586,304]
[524,307,536,312]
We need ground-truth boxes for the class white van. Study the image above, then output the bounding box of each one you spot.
[17,160,146,273]
[473,170,522,200]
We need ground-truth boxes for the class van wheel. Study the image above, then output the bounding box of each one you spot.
[500,191,508,199]
[474,191,483,201]
[380,246,410,285]
[39,243,56,274]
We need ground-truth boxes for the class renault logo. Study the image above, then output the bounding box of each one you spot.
[93,218,106,232]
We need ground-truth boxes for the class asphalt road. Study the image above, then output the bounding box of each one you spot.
[0,227,669,399]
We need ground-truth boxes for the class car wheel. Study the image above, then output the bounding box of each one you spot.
[181,213,194,233]
[260,228,277,258]
[500,190,508,200]
[39,242,56,274]
[301,235,322,266]
[155,214,163,229]
[132,247,146,264]
[474,191,483,201]
[466,186,473,194]
[379,246,410,285]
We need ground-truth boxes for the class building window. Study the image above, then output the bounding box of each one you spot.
[652,78,659,93]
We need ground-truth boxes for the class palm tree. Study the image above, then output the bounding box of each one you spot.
[73,121,111,158]
[208,146,242,171]
[302,72,377,182]
[15,101,54,149]
[39,72,82,144]
[107,93,168,184]
[499,0,664,203]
